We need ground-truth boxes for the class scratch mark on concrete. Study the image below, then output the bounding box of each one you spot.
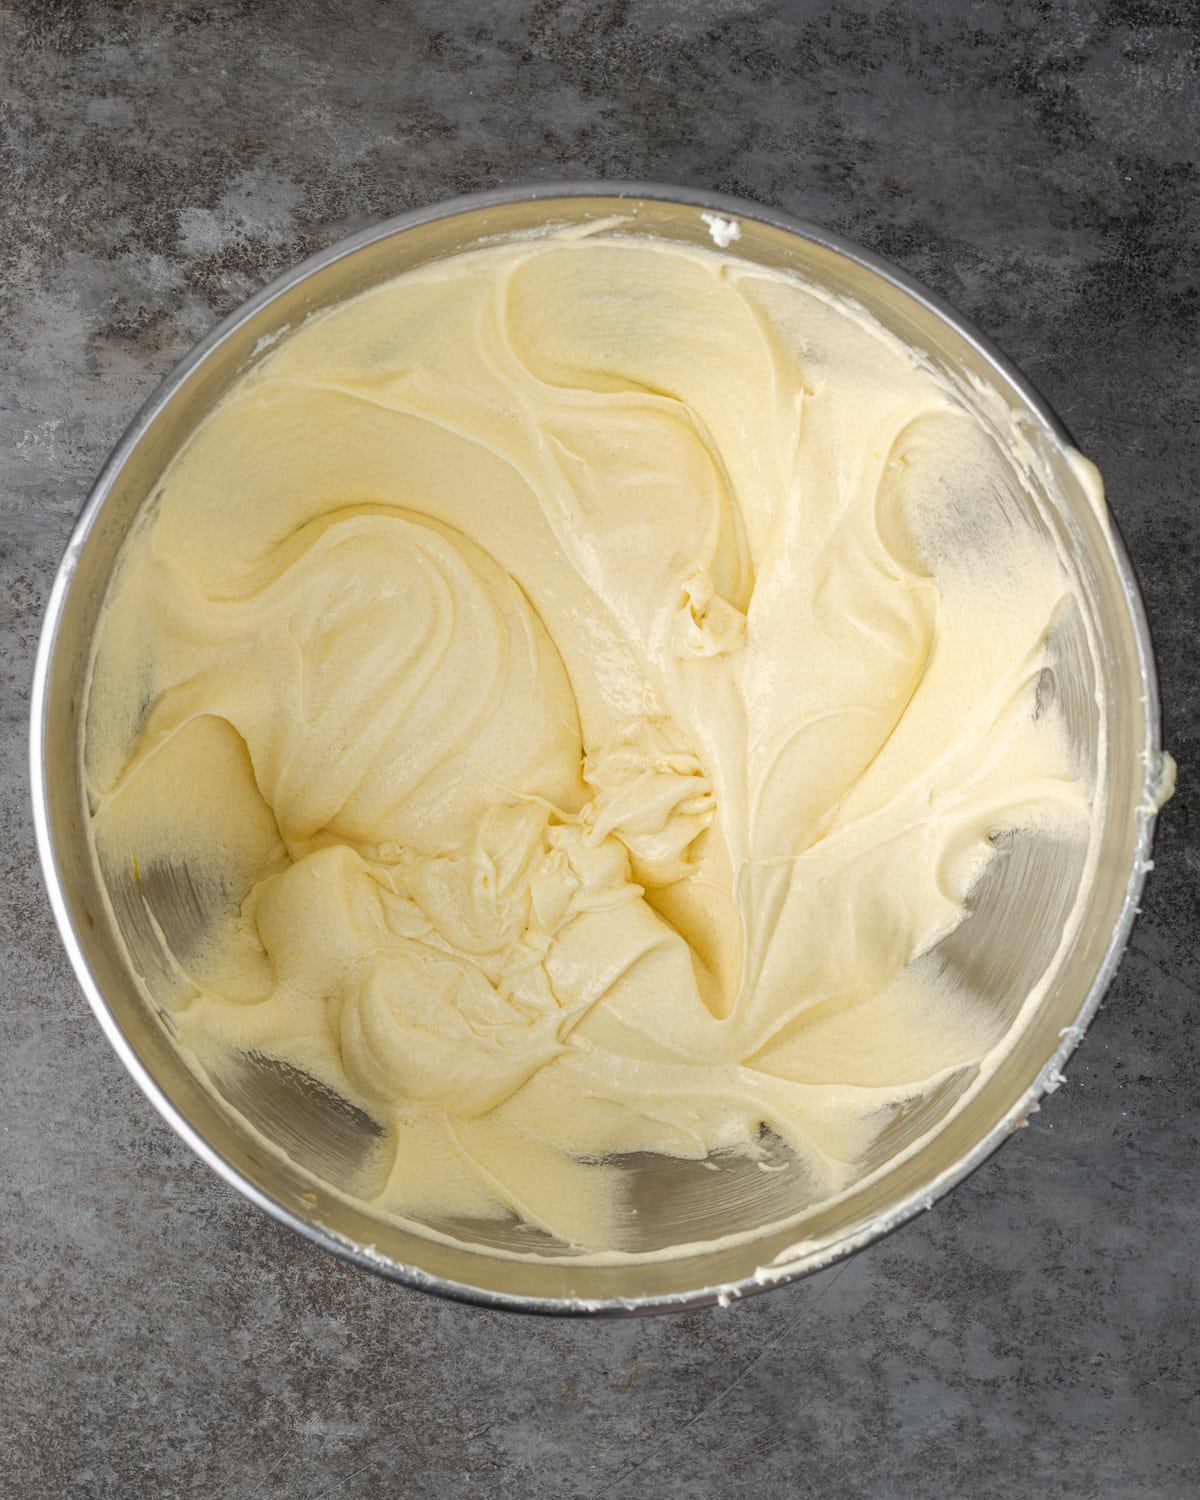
[590,1258,856,1497]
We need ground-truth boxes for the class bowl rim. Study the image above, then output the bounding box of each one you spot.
[29,179,1167,1315]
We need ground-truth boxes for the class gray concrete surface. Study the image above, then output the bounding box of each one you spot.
[2,1,1197,1495]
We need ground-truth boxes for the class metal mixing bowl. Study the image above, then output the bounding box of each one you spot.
[31,184,1167,1313]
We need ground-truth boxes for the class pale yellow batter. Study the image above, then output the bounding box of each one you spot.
[85,231,1094,1253]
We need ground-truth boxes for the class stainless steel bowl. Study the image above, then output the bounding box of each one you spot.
[31,183,1167,1313]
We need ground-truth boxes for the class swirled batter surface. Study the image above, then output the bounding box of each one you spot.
[86,233,1093,1252]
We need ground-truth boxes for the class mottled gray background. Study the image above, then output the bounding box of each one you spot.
[2,1,1197,1496]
